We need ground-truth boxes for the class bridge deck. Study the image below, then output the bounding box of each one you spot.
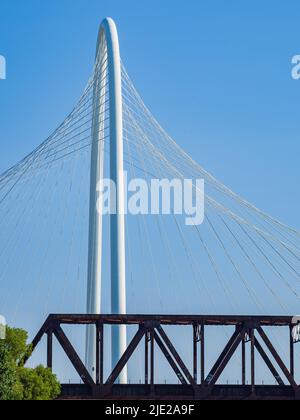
[59,384,298,400]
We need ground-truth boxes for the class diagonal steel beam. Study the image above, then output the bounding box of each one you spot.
[205,327,242,385]
[257,326,298,389]
[21,315,53,367]
[153,331,188,385]
[106,326,146,385]
[54,325,95,388]
[254,337,284,386]
[156,325,197,389]
[207,329,244,388]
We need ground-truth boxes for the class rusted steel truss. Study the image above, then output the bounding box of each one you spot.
[24,314,300,400]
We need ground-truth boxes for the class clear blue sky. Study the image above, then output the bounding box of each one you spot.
[1,0,300,228]
[1,0,300,383]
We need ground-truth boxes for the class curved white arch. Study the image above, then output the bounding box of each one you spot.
[86,17,127,384]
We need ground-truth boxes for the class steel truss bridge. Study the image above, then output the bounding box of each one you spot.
[24,314,300,400]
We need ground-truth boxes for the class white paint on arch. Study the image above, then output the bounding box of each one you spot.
[0,55,6,80]
[0,315,6,339]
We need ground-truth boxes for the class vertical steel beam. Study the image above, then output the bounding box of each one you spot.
[96,322,104,385]
[201,323,205,385]
[251,329,255,395]
[193,324,198,383]
[242,334,246,386]
[150,328,155,393]
[290,325,295,379]
[145,332,149,385]
[47,330,53,371]
[100,323,104,385]
[96,323,100,385]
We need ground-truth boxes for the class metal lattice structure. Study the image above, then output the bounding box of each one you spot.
[24,314,300,400]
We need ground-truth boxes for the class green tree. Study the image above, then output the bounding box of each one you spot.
[4,327,29,363]
[18,366,61,400]
[0,326,61,400]
[0,345,18,400]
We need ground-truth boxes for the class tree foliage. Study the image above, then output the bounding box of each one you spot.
[0,345,18,400]
[0,326,61,400]
[4,327,29,363]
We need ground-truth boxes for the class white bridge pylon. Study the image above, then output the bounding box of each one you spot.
[86,17,127,384]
